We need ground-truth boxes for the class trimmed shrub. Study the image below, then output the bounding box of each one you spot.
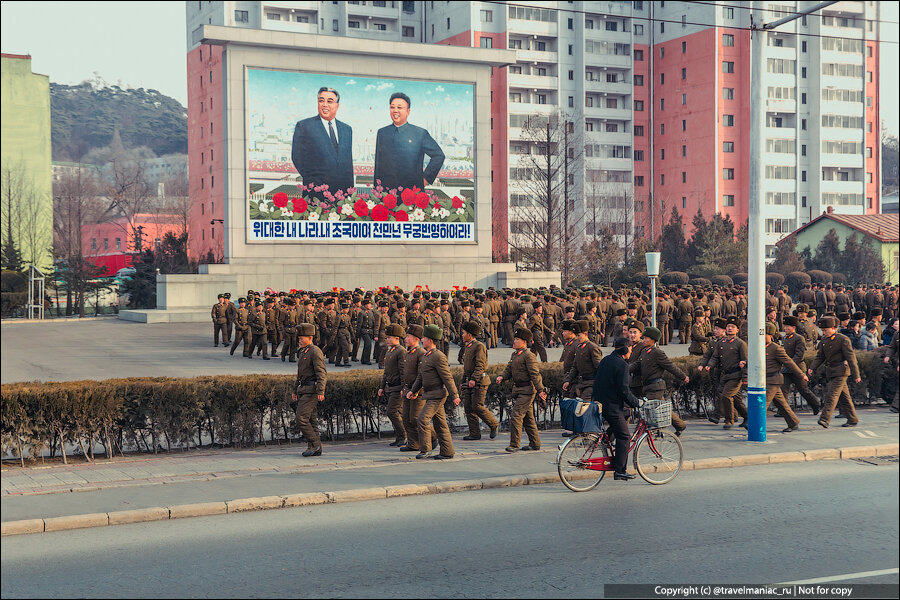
[689,277,711,287]
[765,272,785,288]
[733,273,749,285]
[808,270,832,285]
[710,275,733,287]
[661,271,689,285]
[785,271,811,294]
[631,271,650,286]
[831,272,847,286]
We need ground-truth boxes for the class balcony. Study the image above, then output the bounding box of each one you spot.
[820,153,864,169]
[346,2,399,19]
[820,100,864,117]
[585,105,632,121]
[516,48,558,64]
[585,130,633,145]
[264,1,318,11]
[508,73,559,91]
[509,102,557,116]
[508,19,558,37]
[584,53,631,69]
[766,98,796,113]
[585,27,632,44]
[588,157,633,171]
[264,19,318,34]
[585,78,631,96]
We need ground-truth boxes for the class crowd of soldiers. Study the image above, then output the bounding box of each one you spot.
[209,281,898,457]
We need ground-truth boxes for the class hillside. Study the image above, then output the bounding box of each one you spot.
[51,81,187,161]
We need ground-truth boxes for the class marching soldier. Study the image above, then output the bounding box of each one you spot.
[459,320,499,440]
[211,294,228,347]
[656,294,671,345]
[562,320,603,402]
[378,324,407,447]
[706,316,748,429]
[249,301,270,360]
[356,298,376,365]
[223,293,235,346]
[229,297,251,357]
[527,301,550,363]
[501,293,519,346]
[374,300,391,368]
[292,322,327,456]
[265,298,279,357]
[762,322,804,433]
[496,327,547,452]
[625,320,646,401]
[319,298,337,364]
[629,326,689,435]
[408,324,460,460]
[700,317,727,423]
[689,309,710,356]
[398,324,437,453]
[809,316,861,428]
[439,300,454,356]
[781,316,820,414]
[332,302,353,367]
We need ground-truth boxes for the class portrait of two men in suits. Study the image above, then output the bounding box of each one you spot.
[290,87,445,199]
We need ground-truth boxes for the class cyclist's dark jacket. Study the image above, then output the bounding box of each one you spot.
[593,352,641,416]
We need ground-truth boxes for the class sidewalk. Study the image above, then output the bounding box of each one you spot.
[2,408,897,532]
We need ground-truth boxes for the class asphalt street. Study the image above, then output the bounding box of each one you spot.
[0,318,691,383]
[2,461,896,598]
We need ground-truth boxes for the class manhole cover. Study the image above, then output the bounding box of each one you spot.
[852,456,899,466]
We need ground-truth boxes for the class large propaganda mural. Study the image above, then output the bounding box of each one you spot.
[246,68,476,243]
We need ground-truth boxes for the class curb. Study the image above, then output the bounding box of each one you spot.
[2,443,897,537]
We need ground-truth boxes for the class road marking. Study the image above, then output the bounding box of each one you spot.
[778,567,899,584]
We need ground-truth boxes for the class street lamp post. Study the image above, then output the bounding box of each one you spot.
[646,252,661,329]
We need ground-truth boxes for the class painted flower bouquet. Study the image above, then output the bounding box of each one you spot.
[249,181,474,224]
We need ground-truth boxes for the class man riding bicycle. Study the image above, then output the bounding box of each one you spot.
[593,336,643,480]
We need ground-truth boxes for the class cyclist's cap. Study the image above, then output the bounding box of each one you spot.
[613,336,631,349]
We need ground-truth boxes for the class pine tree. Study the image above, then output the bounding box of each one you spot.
[660,206,689,272]
[812,228,842,273]
[770,235,805,275]
[1,237,23,272]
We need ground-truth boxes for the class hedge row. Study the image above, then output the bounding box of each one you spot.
[2,350,896,463]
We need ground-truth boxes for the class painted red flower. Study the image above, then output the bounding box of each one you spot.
[452,196,464,209]
[272,192,289,208]
[383,194,398,210]
[291,197,308,213]
[353,198,370,218]
[394,210,409,222]
[414,192,430,209]
[371,205,390,221]
[401,188,416,206]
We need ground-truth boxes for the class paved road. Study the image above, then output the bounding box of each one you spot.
[0,319,691,383]
[2,461,896,597]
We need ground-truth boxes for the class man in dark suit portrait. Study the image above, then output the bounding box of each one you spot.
[290,87,354,197]
[373,92,445,192]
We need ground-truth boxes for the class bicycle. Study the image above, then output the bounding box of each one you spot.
[556,399,684,490]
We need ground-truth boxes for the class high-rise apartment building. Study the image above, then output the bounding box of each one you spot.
[185,1,881,264]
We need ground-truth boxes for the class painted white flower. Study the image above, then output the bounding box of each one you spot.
[282,210,294,218]
[328,211,340,222]
[365,200,376,211]
[439,208,450,219]
[308,211,320,221]
[412,208,426,221]
[430,206,441,217]
[456,207,465,215]
[257,201,269,213]
[341,203,353,216]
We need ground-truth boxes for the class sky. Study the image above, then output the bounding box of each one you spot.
[0,1,897,135]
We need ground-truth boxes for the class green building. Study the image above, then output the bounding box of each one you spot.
[1,53,53,271]
[777,210,899,285]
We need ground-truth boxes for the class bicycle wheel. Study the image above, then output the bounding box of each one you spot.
[633,429,684,485]
[557,433,608,492]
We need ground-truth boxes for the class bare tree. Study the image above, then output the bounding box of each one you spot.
[1,158,52,270]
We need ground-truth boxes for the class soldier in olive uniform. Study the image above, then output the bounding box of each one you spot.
[700,317,727,422]
[293,322,327,456]
[332,302,353,367]
[249,302,270,359]
[689,309,710,356]
[378,324,407,446]
[356,298,376,365]
[496,327,547,452]
[809,316,861,428]
[408,324,460,459]
[762,321,804,432]
[374,300,391,368]
[265,299,279,357]
[211,294,228,347]
[459,320,499,440]
[527,301,550,362]
[706,316,748,429]
[230,297,252,357]
[562,320,604,402]
[780,316,820,414]
[399,325,437,453]
[280,298,300,362]
[630,326,689,435]
[223,293,235,345]
[439,300,454,356]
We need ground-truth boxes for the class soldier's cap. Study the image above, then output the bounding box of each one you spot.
[837,312,851,322]
[818,316,838,329]
[425,302,435,311]
[532,301,541,309]
[406,324,424,339]
[565,305,576,313]
[765,322,778,336]
[795,304,809,313]
[613,336,630,349]
[586,301,596,310]
[807,309,817,318]
[224,293,231,299]
[714,317,728,329]
[298,323,316,337]
[628,320,645,333]
[871,308,883,316]
[340,302,350,310]
[423,324,443,341]
[693,308,704,318]
[463,320,482,337]
[461,300,470,307]
[616,308,627,316]
[324,298,335,306]
[284,298,295,306]
[441,292,450,299]
[626,302,637,310]
[473,301,483,309]
[644,327,661,342]
[514,327,533,344]
[362,297,372,305]
[238,297,247,304]
[378,300,389,307]
[386,324,405,339]
[440,299,449,306]
[265,297,274,304]
[852,311,866,320]
[561,319,577,332]
[304,299,314,306]
[726,316,741,328]
[783,316,800,328]
[217,293,224,299]
[574,320,589,335]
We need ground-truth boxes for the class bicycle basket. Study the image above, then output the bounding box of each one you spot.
[641,399,672,428]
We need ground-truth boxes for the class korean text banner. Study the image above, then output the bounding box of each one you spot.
[246,68,475,242]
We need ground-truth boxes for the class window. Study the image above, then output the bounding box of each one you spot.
[682,197,687,208]
[537,94,546,104]
[403,26,415,37]
[660,22,665,33]
[682,145,687,157]
[635,176,644,186]
[201,203,205,216]
[682,172,687,183]
[606,20,618,31]
[605,123,618,132]
[568,70,574,81]
[801,118,807,130]
[606,98,618,109]
[722,61,735,73]
[681,119,687,131]
[568,17,573,29]
[295,15,309,23]
[103,238,109,250]
[723,168,735,180]
[660,47,665,58]
[509,92,522,103]
[634,125,644,137]
[866,146,873,158]
[682,40,686,52]
[480,9,493,22]
[267,12,281,21]
[660,98,665,110]
[211,175,214,188]
[634,74,644,85]
[681,93,687,105]
[801,40,807,52]
[634,100,644,111]
[509,39,522,50]
[333,19,339,32]
[660,73,665,85]
[661,174,665,185]
[446,17,450,29]
[116,238,121,250]
[723,7,734,19]
[568,96,574,108]
[723,114,734,127]
[235,9,248,22]
[801,170,806,181]
[585,96,593,107]
[723,33,734,46]
[681,67,686,80]
[584,122,593,131]
[801,144,807,156]
[801,66,807,78]
[634,49,643,61]
[634,150,645,161]
[723,195,735,207]
[535,41,546,51]
[375,23,387,31]
[480,37,492,48]
[723,141,734,153]
[660,123,665,134]
[634,24,644,35]
[606,73,617,83]
[661,149,666,160]
[767,58,795,74]
[801,93,807,104]
[723,87,734,100]
[91,238,97,251]
[568,44,573,55]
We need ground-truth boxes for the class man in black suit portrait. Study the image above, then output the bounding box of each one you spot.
[291,87,354,198]
[373,92,445,192]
